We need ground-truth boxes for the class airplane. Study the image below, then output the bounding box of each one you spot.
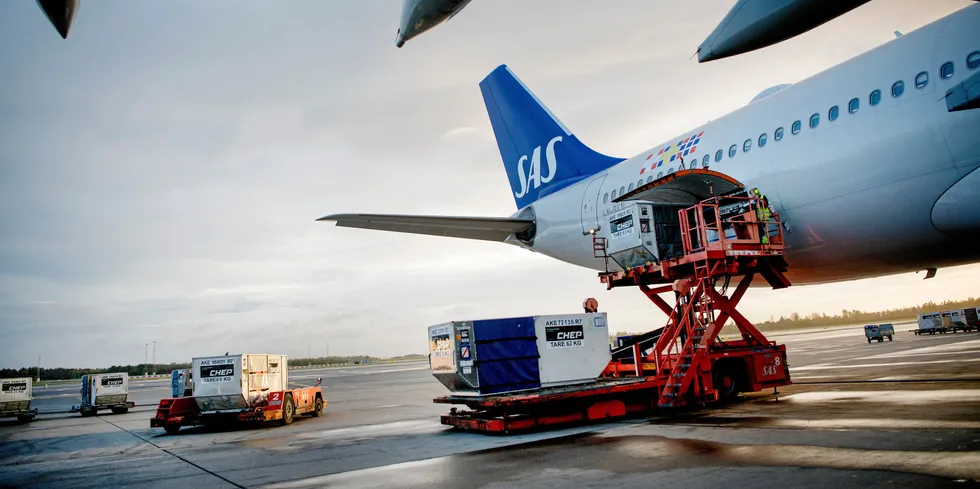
[320,4,980,287]
[396,0,473,48]
[36,0,78,39]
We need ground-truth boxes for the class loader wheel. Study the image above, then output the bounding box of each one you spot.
[164,423,180,435]
[281,394,295,425]
[312,396,324,417]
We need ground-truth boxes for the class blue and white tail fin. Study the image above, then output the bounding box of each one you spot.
[480,65,624,210]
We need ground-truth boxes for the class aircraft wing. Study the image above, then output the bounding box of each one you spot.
[316,214,533,242]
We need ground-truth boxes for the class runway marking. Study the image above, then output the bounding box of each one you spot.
[863,338,980,359]
[792,357,980,371]
[686,417,980,430]
[781,389,980,404]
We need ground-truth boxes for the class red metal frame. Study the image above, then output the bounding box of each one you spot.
[437,194,793,433]
[151,386,324,434]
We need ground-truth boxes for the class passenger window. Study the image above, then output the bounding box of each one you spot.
[691,159,698,169]
[628,183,634,192]
[611,189,617,199]
[728,144,737,158]
[791,120,801,134]
[668,167,676,174]
[657,171,663,178]
[968,51,980,70]
[915,71,928,89]
[702,155,709,166]
[637,179,643,188]
[892,80,905,97]
[809,113,819,128]
[743,138,751,152]
[870,89,881,106]
[646,176,653,184]
[848,97,859,113]
[758,133,767,148]
[715,149,723,162]
[774,127,784,141]
[603,193,608,203]
[941,62,954,80]
[829,105,839,121]
[620,186,625,195]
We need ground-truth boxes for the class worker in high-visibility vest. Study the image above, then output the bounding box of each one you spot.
[751,188,771,244]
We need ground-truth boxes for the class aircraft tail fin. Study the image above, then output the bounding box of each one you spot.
[479,65,624,209]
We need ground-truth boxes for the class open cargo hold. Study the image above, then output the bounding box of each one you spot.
[430,313,610,395]
[151,353,325,434]
[73,372,135,416]
[0,377,37,422]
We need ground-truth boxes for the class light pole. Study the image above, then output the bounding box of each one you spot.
[325,343,330,359]
[144,343,148,376]
[307,345,311,367]
[36,356,40,383]
[152,341,156,375]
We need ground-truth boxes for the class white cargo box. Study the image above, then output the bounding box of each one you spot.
[917,313,940,330]
[0,377,33,408]
[191,354,287,412]
[604,202,684,270]
[429,313,611,396]
[82,372,130,407]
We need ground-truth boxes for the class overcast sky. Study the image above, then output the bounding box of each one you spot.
[1,0,976,368]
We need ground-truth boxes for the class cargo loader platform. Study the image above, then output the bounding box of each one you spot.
[437,184,792,434]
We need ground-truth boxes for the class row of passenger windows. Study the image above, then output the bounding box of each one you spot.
[601,51,980,204]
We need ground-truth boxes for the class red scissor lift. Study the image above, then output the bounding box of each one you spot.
[437,192,793,433]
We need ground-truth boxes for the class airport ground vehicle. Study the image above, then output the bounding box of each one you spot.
[151,354,325,435]
[71,372,136,416]
[914,310,977,335]
[171,368,193,397]
[0,378,38,423]
[434,187,792,433]
[864,324,895,343]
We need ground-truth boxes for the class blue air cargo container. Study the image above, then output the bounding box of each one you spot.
[428,313,610,396]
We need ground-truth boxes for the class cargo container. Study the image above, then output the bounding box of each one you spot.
[941,310,972,333]
[151,353,325,434]
[603,202,685,270]
[961,307,979,330]
[71,372,136,416]
[916,313,942,334]
[429,313,610,395]
[171,369,193,398]
[0,377,38,422]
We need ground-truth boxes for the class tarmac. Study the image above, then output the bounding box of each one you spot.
[1,325,979,488]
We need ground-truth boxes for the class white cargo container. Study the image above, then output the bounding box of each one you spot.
[0,377,37,422]
[191,354,288,413]
[603,202,685,270]
[428,313,611,396]
[73,372,135,416]
[916,313,941,334]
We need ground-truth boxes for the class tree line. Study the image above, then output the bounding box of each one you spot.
[1,354,429,381]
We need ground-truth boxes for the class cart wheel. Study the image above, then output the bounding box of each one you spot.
[17,414,35,423]
[878,337,883,342]
[312,396,324,417]
[164,423,180,435]
[281,394,295,425]
[111,407,129,414]
[867,338,871,344]
[888,335,893,341]
[80,407,96,417]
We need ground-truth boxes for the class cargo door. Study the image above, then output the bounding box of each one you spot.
[580,175,607,234]
[268,356,285,392]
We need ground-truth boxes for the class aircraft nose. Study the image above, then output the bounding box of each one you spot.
[932,166,980,237]
[37,0,79,39]
[396,29,405,48]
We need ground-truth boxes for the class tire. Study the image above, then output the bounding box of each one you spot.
[17,414,35,423]
[312,396,324,417]
[712,366,740,402]
[888,335,893,341]
[80,407,96,417]
[867,338,871,344]
[111,407,129,414]
[878,337,883,342]
[164,423,180,435]
[280,394,295,425]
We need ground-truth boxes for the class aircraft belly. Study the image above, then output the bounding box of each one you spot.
[777,167,974,284]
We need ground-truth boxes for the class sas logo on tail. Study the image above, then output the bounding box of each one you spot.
[515,136,562,198]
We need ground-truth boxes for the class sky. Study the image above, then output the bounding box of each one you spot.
[0,0,976,368]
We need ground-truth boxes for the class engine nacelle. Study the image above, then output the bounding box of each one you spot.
[698,0,871,62]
